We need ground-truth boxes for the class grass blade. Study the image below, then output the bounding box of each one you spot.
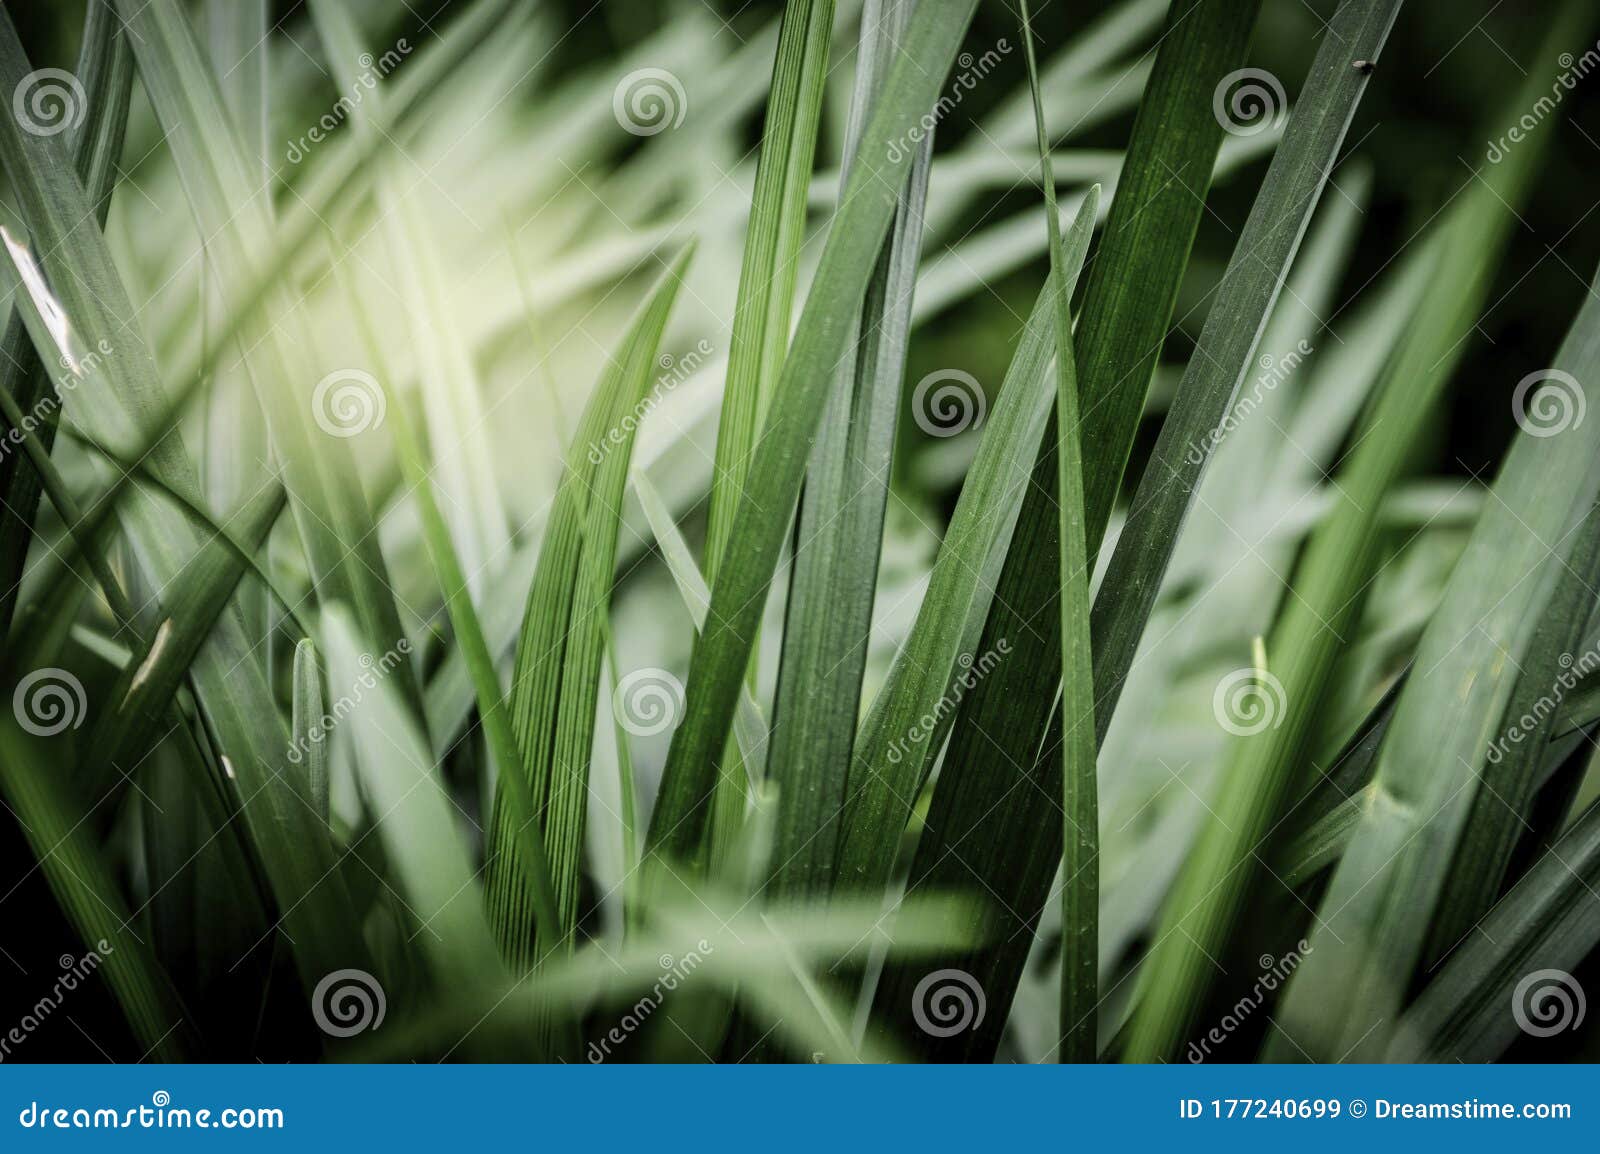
[1091,0,1405,729]
[487,251,693,966]
[766,0,929,901]
[1127,7,1584,1062]
[1018,0,1097,1062]
[646,0,983,869]
[701,0,838,867]
[1267,266,1600,1062]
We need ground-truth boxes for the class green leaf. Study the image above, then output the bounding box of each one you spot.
[836,194,1099,900]
[645,0,983,869]
[1090,0,1405,730]
[0,6,372,1000]
[1268,236,1600,1063]
[0,0,130,638]
[701,0,838,868]
[293,639,331,825]
[1128,6,1584,1063]
[487,250,694,967]
[0,720,193,1060]
[765,0,930,901]
[114,0,422,713]
[1387,799,1600,1062]
[1017,0,1098,1062]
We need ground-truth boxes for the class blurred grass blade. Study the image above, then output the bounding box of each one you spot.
[115,0,422,713]
[647,0,983,868]
[0,0,130,638]
[488,251,693,967]
[0,721,193,1059]
[766,0,928,900]
[0,7,372,998]
[323,606,501,983]
[702,0,838,867]
[1387,799,1600,1062]
[1426,495,1600,960]
[1128,8,1583,1063]
[1268,268,1600,1063]
[293,639,331,825]
[1018,0,1097,1062]
[1091,0,1404,729]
